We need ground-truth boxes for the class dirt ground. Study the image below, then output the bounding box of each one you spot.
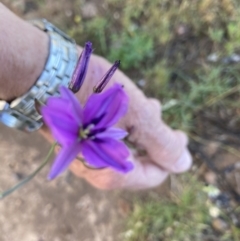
[0,125,113,241]
[0,125,131,241]
[0,125,169,241]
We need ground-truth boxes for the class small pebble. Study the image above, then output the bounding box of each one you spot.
[204,171,217,185]
[212,218,228,232]
[137,79,146,87]
[207,53,219,62]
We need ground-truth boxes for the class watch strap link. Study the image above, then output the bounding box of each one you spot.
[0,19,78,132]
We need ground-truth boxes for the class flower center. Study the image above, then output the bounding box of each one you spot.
[78,124,94,139]
[79,128,89,139]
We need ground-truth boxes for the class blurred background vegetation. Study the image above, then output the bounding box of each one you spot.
[5,0,240,240]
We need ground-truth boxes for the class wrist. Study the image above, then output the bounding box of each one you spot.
[0,3,48,101]
[0,5,80,132]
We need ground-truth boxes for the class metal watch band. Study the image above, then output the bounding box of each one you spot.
[0,19,78,132]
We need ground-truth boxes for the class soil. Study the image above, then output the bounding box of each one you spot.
[0,125,169,241]
[0,125,120,241]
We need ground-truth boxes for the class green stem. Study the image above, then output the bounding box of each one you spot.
[0,142,57,200]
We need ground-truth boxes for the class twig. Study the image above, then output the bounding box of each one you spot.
[189,134,240,158]
[196,84,240,112]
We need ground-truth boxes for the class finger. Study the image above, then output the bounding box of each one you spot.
[142,122,192,173]
[121,157,169,189]
[148,98,162,117]
[129,120,192,173]
[69,154,168,190]
[121,95,192,173]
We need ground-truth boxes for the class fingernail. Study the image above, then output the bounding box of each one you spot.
[173,150,192,173]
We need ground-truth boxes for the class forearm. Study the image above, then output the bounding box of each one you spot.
[0,3,48,101]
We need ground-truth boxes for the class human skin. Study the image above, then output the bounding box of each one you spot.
[0,3,192,190]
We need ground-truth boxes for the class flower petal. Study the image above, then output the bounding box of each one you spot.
[81,142,107,168]
[81,138,133,172]
[83,83,128,129]
[59,86,83,124]
[95,127,128,140]
[41,107,79,146]
[43,98,76,121]
[48,142,81,179]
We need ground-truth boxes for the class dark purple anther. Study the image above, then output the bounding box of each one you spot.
[68,41,93,93]
[93,60,120,93]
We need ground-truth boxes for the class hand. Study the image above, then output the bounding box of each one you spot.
[0,3,192,190]
[41,53,192,190]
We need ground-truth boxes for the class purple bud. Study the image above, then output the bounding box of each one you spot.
[69,41,93,93]
[93,60,120,93]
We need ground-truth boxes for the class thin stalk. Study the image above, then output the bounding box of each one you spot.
[196,84,240,112]
[0,142,57,200]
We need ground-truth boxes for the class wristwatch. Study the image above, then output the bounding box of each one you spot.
[0,19,78,132]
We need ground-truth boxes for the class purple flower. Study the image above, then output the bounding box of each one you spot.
[41,84,133,179]
[94,60,121,93]
[68,42,93,93]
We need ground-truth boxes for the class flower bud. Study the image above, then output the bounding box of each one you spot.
[69,42,93,93]
[93,60,120,93]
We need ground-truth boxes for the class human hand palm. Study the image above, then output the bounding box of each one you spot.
[40,53,192,190]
